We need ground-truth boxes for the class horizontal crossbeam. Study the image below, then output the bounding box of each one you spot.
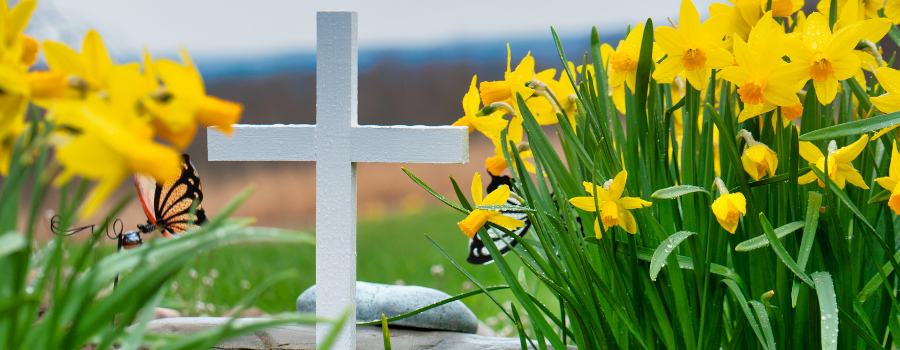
[208,124,469,163]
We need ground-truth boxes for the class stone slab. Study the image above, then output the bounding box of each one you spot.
[145,317,576,350]
[297,281,479,333]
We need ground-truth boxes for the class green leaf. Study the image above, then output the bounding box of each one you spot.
[734,221,805,251]
[649,231,696,281]
[723,279,770,350]
[798,110,900,141]
[0,231,26,258]
[867,189,891,204]
[651,185,710,199]
[793,192,824,307]
[758,213,816,288]
[808,166,876,233]
[812,272,839,350]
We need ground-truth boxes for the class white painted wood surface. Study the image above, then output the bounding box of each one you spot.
[207,11,468,349]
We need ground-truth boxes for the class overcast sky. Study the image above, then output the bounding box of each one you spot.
[28,0,722,59]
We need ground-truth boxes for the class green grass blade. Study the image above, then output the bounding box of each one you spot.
[424,234,513,321]
[837,306,883,349]
[758,213,815,288]
[812,271,839,350]
[723,279,770,350]
[402,168,468,214]
[798,110,900,141]
[650,231,697,281]
[749,301,777,350]
[734,221,805,251]
[357,285,510,325]
[381,314,392,350]
[651,185,710,199]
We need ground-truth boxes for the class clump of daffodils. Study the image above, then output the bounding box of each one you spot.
[0,0,241,215]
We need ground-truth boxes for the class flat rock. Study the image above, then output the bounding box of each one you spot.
[145,317,576,350]
[296,281,478,333]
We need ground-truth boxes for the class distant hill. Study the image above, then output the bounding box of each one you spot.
[193,33,623,81]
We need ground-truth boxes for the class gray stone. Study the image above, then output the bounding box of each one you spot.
[144,317,576,350]
[296,281,478,333]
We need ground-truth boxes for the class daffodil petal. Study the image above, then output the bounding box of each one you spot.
[471,172,483,205]
[618,197,652,209]
[833,135,869,163]
[570,196,599,212]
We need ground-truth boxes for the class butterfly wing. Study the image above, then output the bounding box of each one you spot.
[467,174,532,265]
[134,173,158,225]
[153,154,207,237]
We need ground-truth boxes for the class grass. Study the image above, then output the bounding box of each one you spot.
[69,206,548,334]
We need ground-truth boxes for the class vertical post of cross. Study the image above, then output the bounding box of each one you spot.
[316,11,357,349]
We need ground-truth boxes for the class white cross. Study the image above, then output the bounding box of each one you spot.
[207,11,469,349]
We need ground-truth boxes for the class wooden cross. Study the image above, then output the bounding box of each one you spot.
[207,11,469,349]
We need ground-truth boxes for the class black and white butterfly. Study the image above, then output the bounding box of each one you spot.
[466,173,532,265]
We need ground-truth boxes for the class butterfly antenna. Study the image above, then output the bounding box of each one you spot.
[49,215,95,237]
[106,218,125,240]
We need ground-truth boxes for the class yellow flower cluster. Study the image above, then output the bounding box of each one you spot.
[0,0,242,215]
[454,0,900,236]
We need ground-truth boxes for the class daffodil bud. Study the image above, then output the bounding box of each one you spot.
[516,142,530,153]
[711,191,746,234]
[477,102,516,117]
[737,130,778,181]
[66,75,89,91]
[857,40,885,68]
[526,80,561,112]
[712,177,729,195]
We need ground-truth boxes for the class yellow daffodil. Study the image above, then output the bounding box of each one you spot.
[42,30,118,92]
[798,135,870,189]
[819,0,881,23]
[142,47,243,149]
[50,65,182,216]
[875,141,900,214]
[784,12,865,105]
[0,0,36,134]
[869,67,900,139]
[720,14,808,122]
[609,23,662,114]
[569,170,651,235]
[485,137,534,176]
[545,62,578,118]
[709,0,763,45]
[885,0,900,25]
[653,0,733,90]
[457,172,525,238]
[452,75,507,139]
[832,2,892,89]
[479,44,535,111]
[737,130,778,180]
[0,118,23,175]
